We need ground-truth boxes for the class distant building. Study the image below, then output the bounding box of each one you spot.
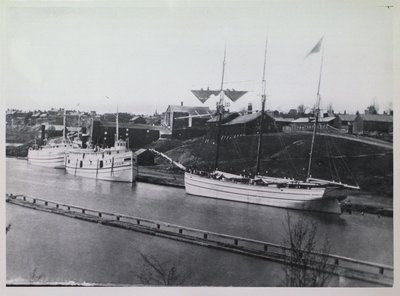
[221,112,276,135]
[207,112,240,126]
[338,114,357,133]
[206,112,240,137]
[290,116,340,131]
[274,117,295,132]
[353,114,393,134]
[163,104,212,139]
[91,120,161,149]
[163,104,211,129]
[130,116,147,124]
[6,110,31,126]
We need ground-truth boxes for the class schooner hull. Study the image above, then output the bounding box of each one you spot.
[185,172,343,214]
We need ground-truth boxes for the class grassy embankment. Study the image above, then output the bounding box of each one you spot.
[148,133,393,199]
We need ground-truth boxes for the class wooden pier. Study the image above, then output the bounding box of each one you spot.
[6,193,393,286]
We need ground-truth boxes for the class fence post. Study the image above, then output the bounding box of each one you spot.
[379,267,384,275]
[116,216,120,221]
[334,258,339,265]
[137,220,140,225]
[157,224,160,229]
[264,245,268,252]
[82,209,85,214]
[45,201,48,206]
[234,239,238,246]
[56,204,59,209]
[67,206,70,211]
[203,233,208,239]
[23,196,26,201]
[33,199,36,204]
[179,229,183,234]
[98,212,102,218]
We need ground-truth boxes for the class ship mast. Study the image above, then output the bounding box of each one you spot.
[255,38,268,175]
[306,42,324,180]
[63,109,66,140]
[116,105,119,142]
[214,47,227,171]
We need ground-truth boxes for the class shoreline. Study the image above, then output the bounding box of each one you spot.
[5,157,392,217]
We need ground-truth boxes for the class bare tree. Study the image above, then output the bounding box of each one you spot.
[366,102,379,114]
[281,213,336,287]
[297,104,307,115]
[134,251,190,286]
[327,103,334,115]
[30,268,44,282]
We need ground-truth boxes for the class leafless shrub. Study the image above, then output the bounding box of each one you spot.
[134,251,190,286]
[30,268,44,283]
[281,213,336,287]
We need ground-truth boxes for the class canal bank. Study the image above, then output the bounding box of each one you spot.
[6,193,393,286]
[6,158,393,265]
[6,203,382,287]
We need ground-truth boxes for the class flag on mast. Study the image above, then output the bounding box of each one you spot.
[305,37,324,58]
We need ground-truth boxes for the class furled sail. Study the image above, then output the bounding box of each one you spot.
[191,88,220,103]
[223,89,247,102]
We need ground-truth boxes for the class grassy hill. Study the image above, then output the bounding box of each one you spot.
[150,133,393,197]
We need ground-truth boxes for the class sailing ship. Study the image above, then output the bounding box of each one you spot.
[27,109,73,168]
[65,110,138,183]
[185,40,359,214]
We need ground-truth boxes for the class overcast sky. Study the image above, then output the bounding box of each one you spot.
[2,0,396,115]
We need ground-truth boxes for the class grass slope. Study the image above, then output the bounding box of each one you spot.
[154,133,392,197]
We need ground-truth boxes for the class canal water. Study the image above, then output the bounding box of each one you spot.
[6,158,392,286]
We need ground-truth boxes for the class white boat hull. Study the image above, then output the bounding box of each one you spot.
[27,150,67,168]
[184,172,344,214]
[65,164,136,182]
[65,150,137,183]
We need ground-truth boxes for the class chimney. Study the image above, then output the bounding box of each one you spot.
[181,101,183,106]
[248,103,253,114]
[41,124,46,141]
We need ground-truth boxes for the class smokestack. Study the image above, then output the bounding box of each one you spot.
[248,103,253,114]
[41,124,46,141]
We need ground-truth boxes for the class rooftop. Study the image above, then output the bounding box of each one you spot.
[167,105,211,116]
[338,114,357,122]
[222,112,271,126]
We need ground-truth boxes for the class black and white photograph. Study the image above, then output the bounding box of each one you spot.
[2,0,398,292]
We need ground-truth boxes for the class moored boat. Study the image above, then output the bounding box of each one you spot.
[65,110,137,183]
[27,109,72,168]
[184,39,359,214]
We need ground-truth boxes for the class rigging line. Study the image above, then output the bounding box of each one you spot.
[331,138,359,187]
[230,135,248,171]
[325,136,334,181]
[287,137,300,177]
[278,133,298,178]
[328,137,341,182]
